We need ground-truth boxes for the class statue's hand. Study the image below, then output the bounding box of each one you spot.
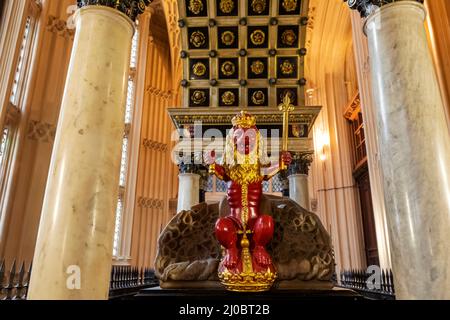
[281,151,292,166]
[204,150,216,165]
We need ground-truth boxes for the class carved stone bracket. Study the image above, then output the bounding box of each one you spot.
[344,0,423,18]
[27,120,57,143]
[46,15,75,39]
[288,152,314,176]
[176,151,207,175]
[77,0,153,22]
[142,138,168,152]
[137,196,164,209]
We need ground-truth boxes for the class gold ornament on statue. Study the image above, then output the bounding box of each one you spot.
[282,0,297,12]
[221,61,236,76]
[222,91,236,105]
[188,0,203,14]
[192,62,207,77]
[280,60,295,75]
[190,31,206,48]
[251,91,265,105]
[221,31,235,46]
[250,60,265,75]
[281,29,297,46]
[191,90,207,105]
[218,232,277,292]
[250,30,266,45]
[251,0,266,13]
[231,110,257,128]
[220,0,235,13]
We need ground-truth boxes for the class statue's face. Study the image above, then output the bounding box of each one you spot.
[233,128,257,155]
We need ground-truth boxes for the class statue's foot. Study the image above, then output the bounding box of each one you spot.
[253,246,272,267]
[223,248,239,269]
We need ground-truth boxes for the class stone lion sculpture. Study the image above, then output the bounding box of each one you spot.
[154,195,335,290]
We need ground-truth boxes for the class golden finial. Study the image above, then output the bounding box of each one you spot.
[278,94,295,170]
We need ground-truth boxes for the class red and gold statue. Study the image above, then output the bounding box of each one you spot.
[208,111,292,292]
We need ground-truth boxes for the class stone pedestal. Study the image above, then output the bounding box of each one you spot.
[28,6,134,300]
[364,1,450,299]
[177,173,200,212]
[289,174,309,210]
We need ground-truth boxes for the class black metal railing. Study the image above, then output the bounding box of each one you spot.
[109,265,159,300]
[338,269,395,300]
[0,260,32,300]
[0,259,159,300]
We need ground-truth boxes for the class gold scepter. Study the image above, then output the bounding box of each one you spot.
[278,94,295,170]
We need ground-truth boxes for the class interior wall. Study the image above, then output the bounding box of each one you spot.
[305,0,366,271]
[129,6,180,268]
[0,0,75,264]
[349,12,392,270]
[425,0,450,128]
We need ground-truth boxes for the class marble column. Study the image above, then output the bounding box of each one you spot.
[288,153,313,210]
[177,173,201,212]
[27,4,148,300]
[289,174,309,210]
[357,1,450,299]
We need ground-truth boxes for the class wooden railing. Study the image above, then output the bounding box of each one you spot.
[0,259,159,300]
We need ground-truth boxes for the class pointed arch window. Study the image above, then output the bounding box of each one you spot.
[113,29,139,258]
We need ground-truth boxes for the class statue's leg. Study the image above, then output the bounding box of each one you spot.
[215,217,240,269]
[252,215,274,267]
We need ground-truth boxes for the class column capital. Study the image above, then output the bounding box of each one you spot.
[77,0,153,22]
[287,152,314,176]
[344,0,423,18]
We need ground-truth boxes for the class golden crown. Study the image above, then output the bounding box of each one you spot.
[218,268,277,292]
[231,111,257,128]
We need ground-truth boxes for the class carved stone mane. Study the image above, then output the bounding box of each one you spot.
[155,195,335,290]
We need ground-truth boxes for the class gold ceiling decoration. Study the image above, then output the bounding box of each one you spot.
[178,0,310,109]
[219,0,235,13]
[192,62,207,76]
[252,90,265,105]
[282,0,297,12]
[190,31,206,47]
[188,0,204,14]
[191,90,207,105]
[250,30,265,45]
[281,29,297,46]
[222,91,236,105]
[250,60,265,75]
[251,0,266,13]
[221,31,235,46]
[280,60,295,75]
[221,61,236,76]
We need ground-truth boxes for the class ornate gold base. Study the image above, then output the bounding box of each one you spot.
[218,268,277,292]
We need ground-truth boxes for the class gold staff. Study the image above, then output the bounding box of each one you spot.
[278,94,295,170]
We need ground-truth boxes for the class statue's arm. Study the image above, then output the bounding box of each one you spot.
[209,163,230,182]
[262,162,281,181]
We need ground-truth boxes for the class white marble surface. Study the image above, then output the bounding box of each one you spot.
[28,7,134,299]
[177,173,200,213]
[365,1,450,299]
[289,174,310,210]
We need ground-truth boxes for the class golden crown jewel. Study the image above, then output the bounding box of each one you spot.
[232,111,257,128]
[218,269,277,292]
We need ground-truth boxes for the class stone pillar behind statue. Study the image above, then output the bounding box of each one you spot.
[288,153,313,210]
[28,6,134,299]
[177,173,200,212]
[289,174,309,210]
[364,1,450,299]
